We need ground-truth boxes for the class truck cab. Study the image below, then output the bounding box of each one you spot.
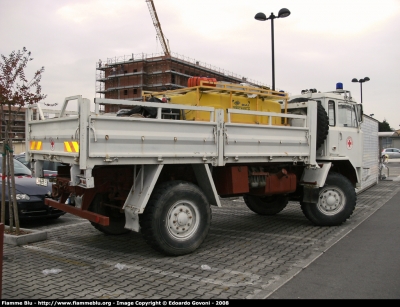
[287,83,364,188]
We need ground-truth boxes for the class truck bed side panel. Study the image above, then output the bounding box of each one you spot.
[88,116,218,161]
[223,124,310,163]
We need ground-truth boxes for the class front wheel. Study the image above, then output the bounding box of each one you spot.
[140,181,211,256]
[243,195,288,215]
[301,172,356,226]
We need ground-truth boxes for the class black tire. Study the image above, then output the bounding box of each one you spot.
[301,172,356,226]
[140,180,211,256]
[243,195,288,215]
[89,194,131,235]
[288,102,329,150]
[316,102,329,150]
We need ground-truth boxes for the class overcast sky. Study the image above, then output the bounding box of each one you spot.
[1,0,400,128]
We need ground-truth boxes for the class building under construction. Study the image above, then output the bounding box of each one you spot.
[95,52,267,113]
[0,105,28,154]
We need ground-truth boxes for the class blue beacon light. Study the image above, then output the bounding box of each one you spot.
[336,82,343,90]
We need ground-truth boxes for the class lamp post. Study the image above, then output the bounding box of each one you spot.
[255,8,290,91]
[352,77,370,104]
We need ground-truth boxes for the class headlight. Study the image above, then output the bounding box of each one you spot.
[12,194,31,200]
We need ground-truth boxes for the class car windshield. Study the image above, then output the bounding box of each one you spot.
[0,156,32,176]
[15,155,29,166]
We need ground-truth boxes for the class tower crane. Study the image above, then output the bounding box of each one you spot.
[146,0,171,56]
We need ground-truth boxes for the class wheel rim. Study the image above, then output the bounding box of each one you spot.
[166,200,200,240]
[317,186,346,215]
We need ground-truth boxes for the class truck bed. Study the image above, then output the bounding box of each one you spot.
[26,96,318,186]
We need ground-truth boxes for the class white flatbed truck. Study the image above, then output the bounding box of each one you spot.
[26,81,375,255]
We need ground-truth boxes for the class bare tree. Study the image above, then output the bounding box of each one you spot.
[0,47,46,234]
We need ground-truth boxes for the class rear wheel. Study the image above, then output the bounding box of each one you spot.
[301,172,356,226]
[243,195,288,215]
[140,181,211,256]
[89,194,130,235]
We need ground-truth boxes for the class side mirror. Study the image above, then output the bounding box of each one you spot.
[356,104,363,123]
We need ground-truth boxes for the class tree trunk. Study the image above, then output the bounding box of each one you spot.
[4,126,14,230]
[4,106,21,234]
[1,145,5,225]
[6,149,14,230]
[7,144,20,233]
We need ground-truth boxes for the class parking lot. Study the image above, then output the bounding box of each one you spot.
[2,162,400,300]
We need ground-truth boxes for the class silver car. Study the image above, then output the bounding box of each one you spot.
[381,148,400,159]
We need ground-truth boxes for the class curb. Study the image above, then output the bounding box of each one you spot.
[3,227,47,246]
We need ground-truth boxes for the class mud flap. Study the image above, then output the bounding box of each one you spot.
[191,164,221,207]
[300,162,331,187]
[300,162,332,203]
[302,185,320,203]
[123,164,164,232]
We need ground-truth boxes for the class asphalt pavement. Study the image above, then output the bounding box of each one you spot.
[1,162,400,300]
[268,170,400,299]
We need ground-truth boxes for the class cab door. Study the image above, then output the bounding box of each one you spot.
[337,102,363,168]
[325,99,340,157]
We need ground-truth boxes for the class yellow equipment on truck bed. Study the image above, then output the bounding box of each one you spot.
[144,79,287,125]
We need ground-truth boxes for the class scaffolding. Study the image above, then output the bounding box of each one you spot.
[95,52,270,104]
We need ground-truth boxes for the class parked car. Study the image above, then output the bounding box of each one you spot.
[381,148,400,159]
[0,156,65,222]
[14,153,62,181]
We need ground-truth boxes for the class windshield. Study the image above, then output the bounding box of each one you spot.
[338,103,358,128]
[0,156,32,176]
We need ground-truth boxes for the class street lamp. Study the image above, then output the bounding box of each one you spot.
[352,77,370,104]
[255,8,290,91]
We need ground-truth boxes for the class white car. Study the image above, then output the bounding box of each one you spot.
[381,148,400,159]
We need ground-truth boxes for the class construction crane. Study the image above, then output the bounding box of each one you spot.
[146,0,171,56]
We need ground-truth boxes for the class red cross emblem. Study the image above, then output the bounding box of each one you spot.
[50,138,55,151]
[346,136,353,150]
